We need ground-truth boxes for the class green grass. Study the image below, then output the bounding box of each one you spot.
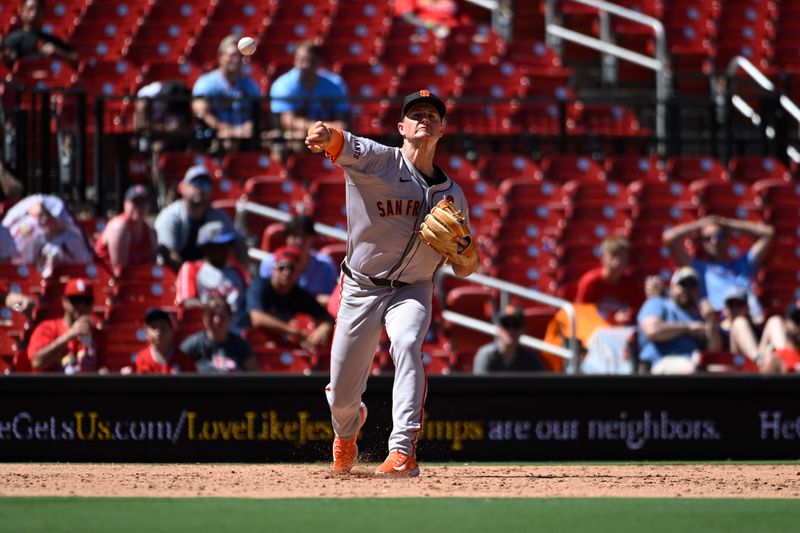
[1,497,798,533]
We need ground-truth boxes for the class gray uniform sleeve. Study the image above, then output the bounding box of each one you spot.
[333,132,399,183]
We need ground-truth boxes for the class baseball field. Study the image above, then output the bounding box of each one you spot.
[1,463,798,532]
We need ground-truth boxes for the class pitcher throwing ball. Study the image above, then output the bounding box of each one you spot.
[305,90,480,477]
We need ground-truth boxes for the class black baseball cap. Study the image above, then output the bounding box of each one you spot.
[144,307,174,327]
[494,305,525,329]
[401,90,446,120]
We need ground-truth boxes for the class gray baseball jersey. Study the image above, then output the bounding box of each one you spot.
[325,131,470,458]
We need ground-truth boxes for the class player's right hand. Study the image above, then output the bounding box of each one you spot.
[305,121,330,153]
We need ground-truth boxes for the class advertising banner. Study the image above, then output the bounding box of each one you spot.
[1,375,798,461]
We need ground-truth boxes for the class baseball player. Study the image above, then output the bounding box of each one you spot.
[305,90,480,476]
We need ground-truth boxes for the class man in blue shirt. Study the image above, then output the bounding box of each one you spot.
[637,266,722,374]
[269,40,350,151]
[192,34,261,153]
[258,215,338,306]
[663,215,774,323]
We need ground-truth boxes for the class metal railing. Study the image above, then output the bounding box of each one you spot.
[544,0,671,155]
[725,56,800,163]
[238,198,580,373]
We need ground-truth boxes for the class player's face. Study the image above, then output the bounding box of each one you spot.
[399,104,443,141]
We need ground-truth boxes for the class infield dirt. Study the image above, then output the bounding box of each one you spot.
[1,464,799,498]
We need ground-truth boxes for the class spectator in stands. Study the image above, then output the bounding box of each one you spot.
[134,80,193,194]
[134,307,195,374]
[175,220,249,333]
[258,215,337,306]
[2,194,92,277]
[663,215,774,323]
[269,41,350,152]
[192,34,261,154]
[757,299,800,374]
[718,285,775,373]
[94,184,157,276]
[0,223,17,262]
[154,165,238,272]
[246,245,334,354]
[575,236,641,326]
[25,277,103,374]
[637,266,722,374]
[393,0,462,38]
[0,162,24,203]
[1,282,35,316]
[1,0,79,67]
[180,297,257,373]
[134,80,193,152]
[473,305,549,374]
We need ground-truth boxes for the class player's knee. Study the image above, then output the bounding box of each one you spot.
[389,332,422,357]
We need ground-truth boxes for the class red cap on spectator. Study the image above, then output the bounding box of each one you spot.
[64,278,94,297]
[274,245,301,266]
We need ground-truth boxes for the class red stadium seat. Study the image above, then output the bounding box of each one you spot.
[395,63,462,99]
[728,156,790,183]
[337,62,397,99]
[517,102,576,137]
[478,154,542,183]
[285,153,344,184]
[379,38,441,66]
[689,179,759,219]
[9,57,76,89]
[562,180,631,206]
[571,102,650,138]
[443,286,495,353]
[445,101,520,136]
[222,152,286,182]
[666,156,729,184]
[157,152,221,188]
[112,280,178,308]
[503,40,563,69]
[243,175,305,210]
[541,155,606,182]
[498,179,563,208]
[604,155,665,183]
[116,263,176,286]
[135,61,202,94]
[458,62,529,100]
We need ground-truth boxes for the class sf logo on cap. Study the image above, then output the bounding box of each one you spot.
[419,90,430,97]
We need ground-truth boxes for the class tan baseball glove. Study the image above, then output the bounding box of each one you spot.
[418,198,478,268]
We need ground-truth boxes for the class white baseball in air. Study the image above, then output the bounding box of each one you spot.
[237,36,256,56]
